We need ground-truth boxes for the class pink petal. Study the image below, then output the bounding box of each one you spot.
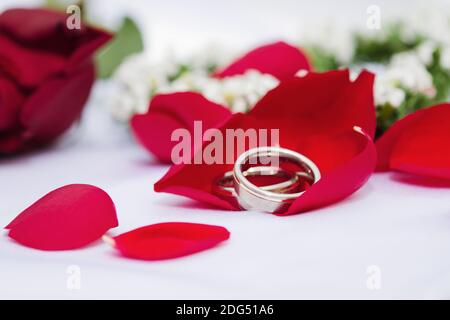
[131,92,232,163]
[214,41,311,81]
[376,103,450,180]
[6,184,118,250]
[107,222,230,260]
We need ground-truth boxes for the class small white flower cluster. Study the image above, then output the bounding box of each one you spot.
[108,51,279,121]
[159,69,279,113]
[304,7,450,110]
[374,49,436,108]
[108,53,178,121]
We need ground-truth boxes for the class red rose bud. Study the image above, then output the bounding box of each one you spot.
[0,8,112,154]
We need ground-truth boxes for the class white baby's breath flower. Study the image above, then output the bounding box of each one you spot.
[388,52,435,97]
[109,52,180,121]
[441,45,450,71]
[218,70,279,112]
[374,79,406,108]
[155,68,278,113]
[371,50,436,108]
[416,41,437,66]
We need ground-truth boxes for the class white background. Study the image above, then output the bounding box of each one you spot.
[1,0,450,299]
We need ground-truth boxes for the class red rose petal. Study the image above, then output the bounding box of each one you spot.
[154,113,260,210]
[19,63,95,146]
[376,103,450,180]
[0,8,66,42]
[132,112,187,163]
[250,69,376,140]
[0,33,66,87]
[6,184,118,250]
[131,92,232,163]
[106,222,230,260]
[0,131,22,154]
[284,127,377,215]
[0,75,24,131]
[214,41,311,81]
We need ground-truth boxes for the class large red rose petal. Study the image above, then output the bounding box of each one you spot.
[19,62,95,145]
[6,184,118,250]
[154,113,260,210]
[284,127,377,215]
[249,69,376,141]
[131,92,232,163]
[214,41,311,81]
[376,103,450,180]
[104,222,230,260]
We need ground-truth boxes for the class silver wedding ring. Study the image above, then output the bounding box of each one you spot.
[214,146,321,213]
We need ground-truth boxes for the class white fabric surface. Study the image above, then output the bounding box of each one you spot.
[1,0,450,300]
[1,83,450,299]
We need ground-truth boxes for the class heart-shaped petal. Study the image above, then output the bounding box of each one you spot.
[131,92,232,163]
[6,184,118,250]
[105,222,230,260]
[376,103,450,180]
[214,41,311,81]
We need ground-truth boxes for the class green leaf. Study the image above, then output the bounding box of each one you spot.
[45,0,84,11]
[95,17,144,78]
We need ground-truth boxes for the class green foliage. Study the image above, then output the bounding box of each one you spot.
[428,48,450,103]
[353,24,423,64]
[95,17,144,78]
[306,21,450,136]
[304,46,340,72]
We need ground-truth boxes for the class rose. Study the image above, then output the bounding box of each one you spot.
[0,8,111,154]
[131,41,311,163]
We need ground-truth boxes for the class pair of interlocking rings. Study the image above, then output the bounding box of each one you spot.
[214,147,321,213]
